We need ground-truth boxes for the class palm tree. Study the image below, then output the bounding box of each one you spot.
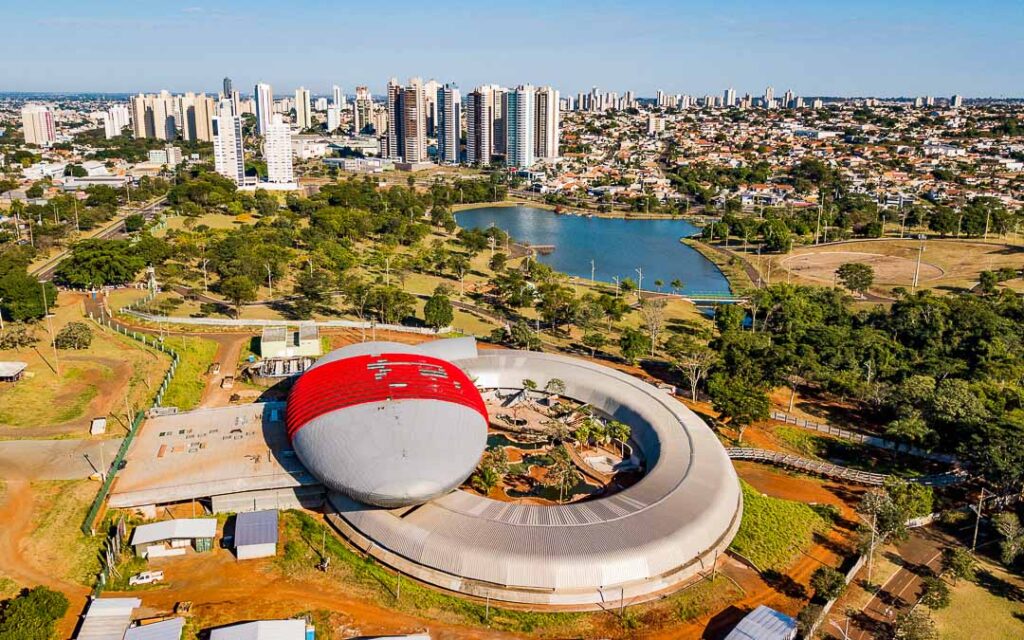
[670,278,683,295]
[546,447,581,502]
[544,378,566,399]
[607,420,632,457]
[655,279,664,292]
[573,422,592,449]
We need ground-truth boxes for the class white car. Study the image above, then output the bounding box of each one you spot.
[128,570,164,586]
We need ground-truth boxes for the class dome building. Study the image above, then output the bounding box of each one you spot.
[285,340,488,508]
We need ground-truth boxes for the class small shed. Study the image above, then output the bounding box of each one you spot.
[131,518,217,558]
[209,620,311,640]
[0,361,27,383]
[234,509,279,560]
[124,618,186,640]
[90,417,108,435]
[724,605,798,640]
[75,597,141,640]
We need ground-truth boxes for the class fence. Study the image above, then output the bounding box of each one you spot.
[121,309,452,335]
[80,312,181,535]
[769,410,958,464]
[803,554,868,639]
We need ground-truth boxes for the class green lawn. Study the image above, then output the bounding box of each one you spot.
[159,336,219,411]
[729,480,831,571]
[933,561,1024,640]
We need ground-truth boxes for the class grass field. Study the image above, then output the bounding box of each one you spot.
[0,294,171,434]
[763,239,1024,297]
[729,479,831,571]
[932,559,1024,639]
[24,481,105,587]
[159,336,219,411]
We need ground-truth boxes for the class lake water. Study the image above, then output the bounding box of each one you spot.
[457,205,730,295]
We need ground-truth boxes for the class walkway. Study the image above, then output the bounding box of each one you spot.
[726,448,965,487]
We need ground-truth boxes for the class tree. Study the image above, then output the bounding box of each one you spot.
[0,326,38,350]
[836,262,875,296]
[489,252,508,272]
[993,512,1024,566]
[54,239,145,287]
[762,218,792,252]
[638,298,667,356]
[920,575,950,610]
[124,213,145,233]
[607,420,631,456]
[618,328,651,365]
[423,293,454,331]
[219,275,257,318]
[665,334,717,401]
[0,586,70,640]
[54,322,93,349]
[544,378,566,397]
[491,321,541,350]
[810,566,846,601]
[706,373,769,442]
[892,608,938,640]
[940,546,976,585]
[544,446,581,502]
[582,331,607,357]
[0,254,57,321]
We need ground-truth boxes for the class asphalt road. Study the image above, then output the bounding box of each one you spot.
[32,196,167,281]
[0,437,124,481]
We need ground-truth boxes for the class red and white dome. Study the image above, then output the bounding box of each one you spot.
[286,340,488,508]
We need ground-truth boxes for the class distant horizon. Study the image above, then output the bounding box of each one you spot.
[2,0,1022,97]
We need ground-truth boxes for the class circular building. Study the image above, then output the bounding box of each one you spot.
[299,340,743,609]
[286,341,489,508]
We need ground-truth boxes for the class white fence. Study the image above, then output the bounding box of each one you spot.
[770,411,958,464]
[121,309,452,336]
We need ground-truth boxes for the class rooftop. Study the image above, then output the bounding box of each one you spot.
[234,509,279,547]
[0,361,27,377]
[131,518,217,546]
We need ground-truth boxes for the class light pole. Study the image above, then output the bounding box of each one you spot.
[971,487,994,552]
[912,235,926,291]
[265,263,273,299]
[635,266,643,302]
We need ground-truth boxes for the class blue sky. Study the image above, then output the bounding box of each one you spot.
[2,0,1022,97]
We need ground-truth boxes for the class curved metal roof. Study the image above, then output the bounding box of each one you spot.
[330,349,742,605]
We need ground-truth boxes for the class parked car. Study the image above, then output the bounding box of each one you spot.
[128,570,164,586]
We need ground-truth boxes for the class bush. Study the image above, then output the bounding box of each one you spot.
[54,322,93,350]
[0,326,38,350]
[810,566,847,601]
[0,586,70,640]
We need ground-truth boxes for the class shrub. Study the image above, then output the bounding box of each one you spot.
[0,586,70,640]
[54,322,93,349]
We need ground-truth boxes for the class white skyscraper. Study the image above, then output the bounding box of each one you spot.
[465,87,493,165]
[332,85,346,109]
[534,86,560,161]
[764,86,775,108]
[21,104,56,146]
[254,82,274,135]
[212,100,245,185]
[951,94,963,108]
[295,87,312,129]
[436,83,461,164]
[102,105,130,139]
[505,85,535,168]
[724,88,736,107]
[265,114,294,184]
[326,107,341,133]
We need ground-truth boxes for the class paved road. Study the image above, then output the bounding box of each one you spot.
[0,438,124,481]
[847,526,950,639]
[32,196,167,281]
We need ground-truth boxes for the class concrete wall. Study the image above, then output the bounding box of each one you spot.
[237,542,277,560]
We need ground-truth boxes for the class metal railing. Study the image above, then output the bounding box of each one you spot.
[727,447,888,485]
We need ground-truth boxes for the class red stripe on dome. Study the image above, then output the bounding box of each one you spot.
[285,353,488,440]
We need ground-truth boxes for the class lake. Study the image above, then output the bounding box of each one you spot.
[457,205,731,295]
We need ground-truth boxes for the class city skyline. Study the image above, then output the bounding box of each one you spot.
[2,0,1022,97]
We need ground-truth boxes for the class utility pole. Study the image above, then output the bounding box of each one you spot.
[0,298,4,334]
[912,237,925,291]
[815,204,822,244]
[635,266,643,301]
[591,259,595,283]
[41,283,60,376]
[265,263,273,299]
[972,487,993,552]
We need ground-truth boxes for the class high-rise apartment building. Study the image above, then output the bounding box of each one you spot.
[384,78,428,163]
[332,85,346,109]
[265,113,294,184]
[295,87,312,129]
[179,93,217,142]
[102,105,130,139]
[724,88,736,107]
[951,94,963,108]
[212,100,245,185]
[486,85,508,157]
[223,77,233,98]
[21,104,56,146]
[436,83,461,164]
[326,107,341,133]
[764,86,775,108]
[352,86,372,134]
[130,92,177,140]
[533,86,559,161]
[505,85,535,168]
[254,82,274,136]
[465,88,493,165]
[423,79,441,137]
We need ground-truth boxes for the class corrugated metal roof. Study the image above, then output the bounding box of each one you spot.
[131,519,217,546]
[75,598,141,640]
[209,620,308,640]
[124,618,185,640]
[328,349,742,602]
[724,606,797,640]
[0,362,27,377]
[235,509,279,546]
[261,326,287,344]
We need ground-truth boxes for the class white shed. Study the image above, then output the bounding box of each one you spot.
[209,620,310,640]
[234,510,278,560]
[131,518,217,558]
